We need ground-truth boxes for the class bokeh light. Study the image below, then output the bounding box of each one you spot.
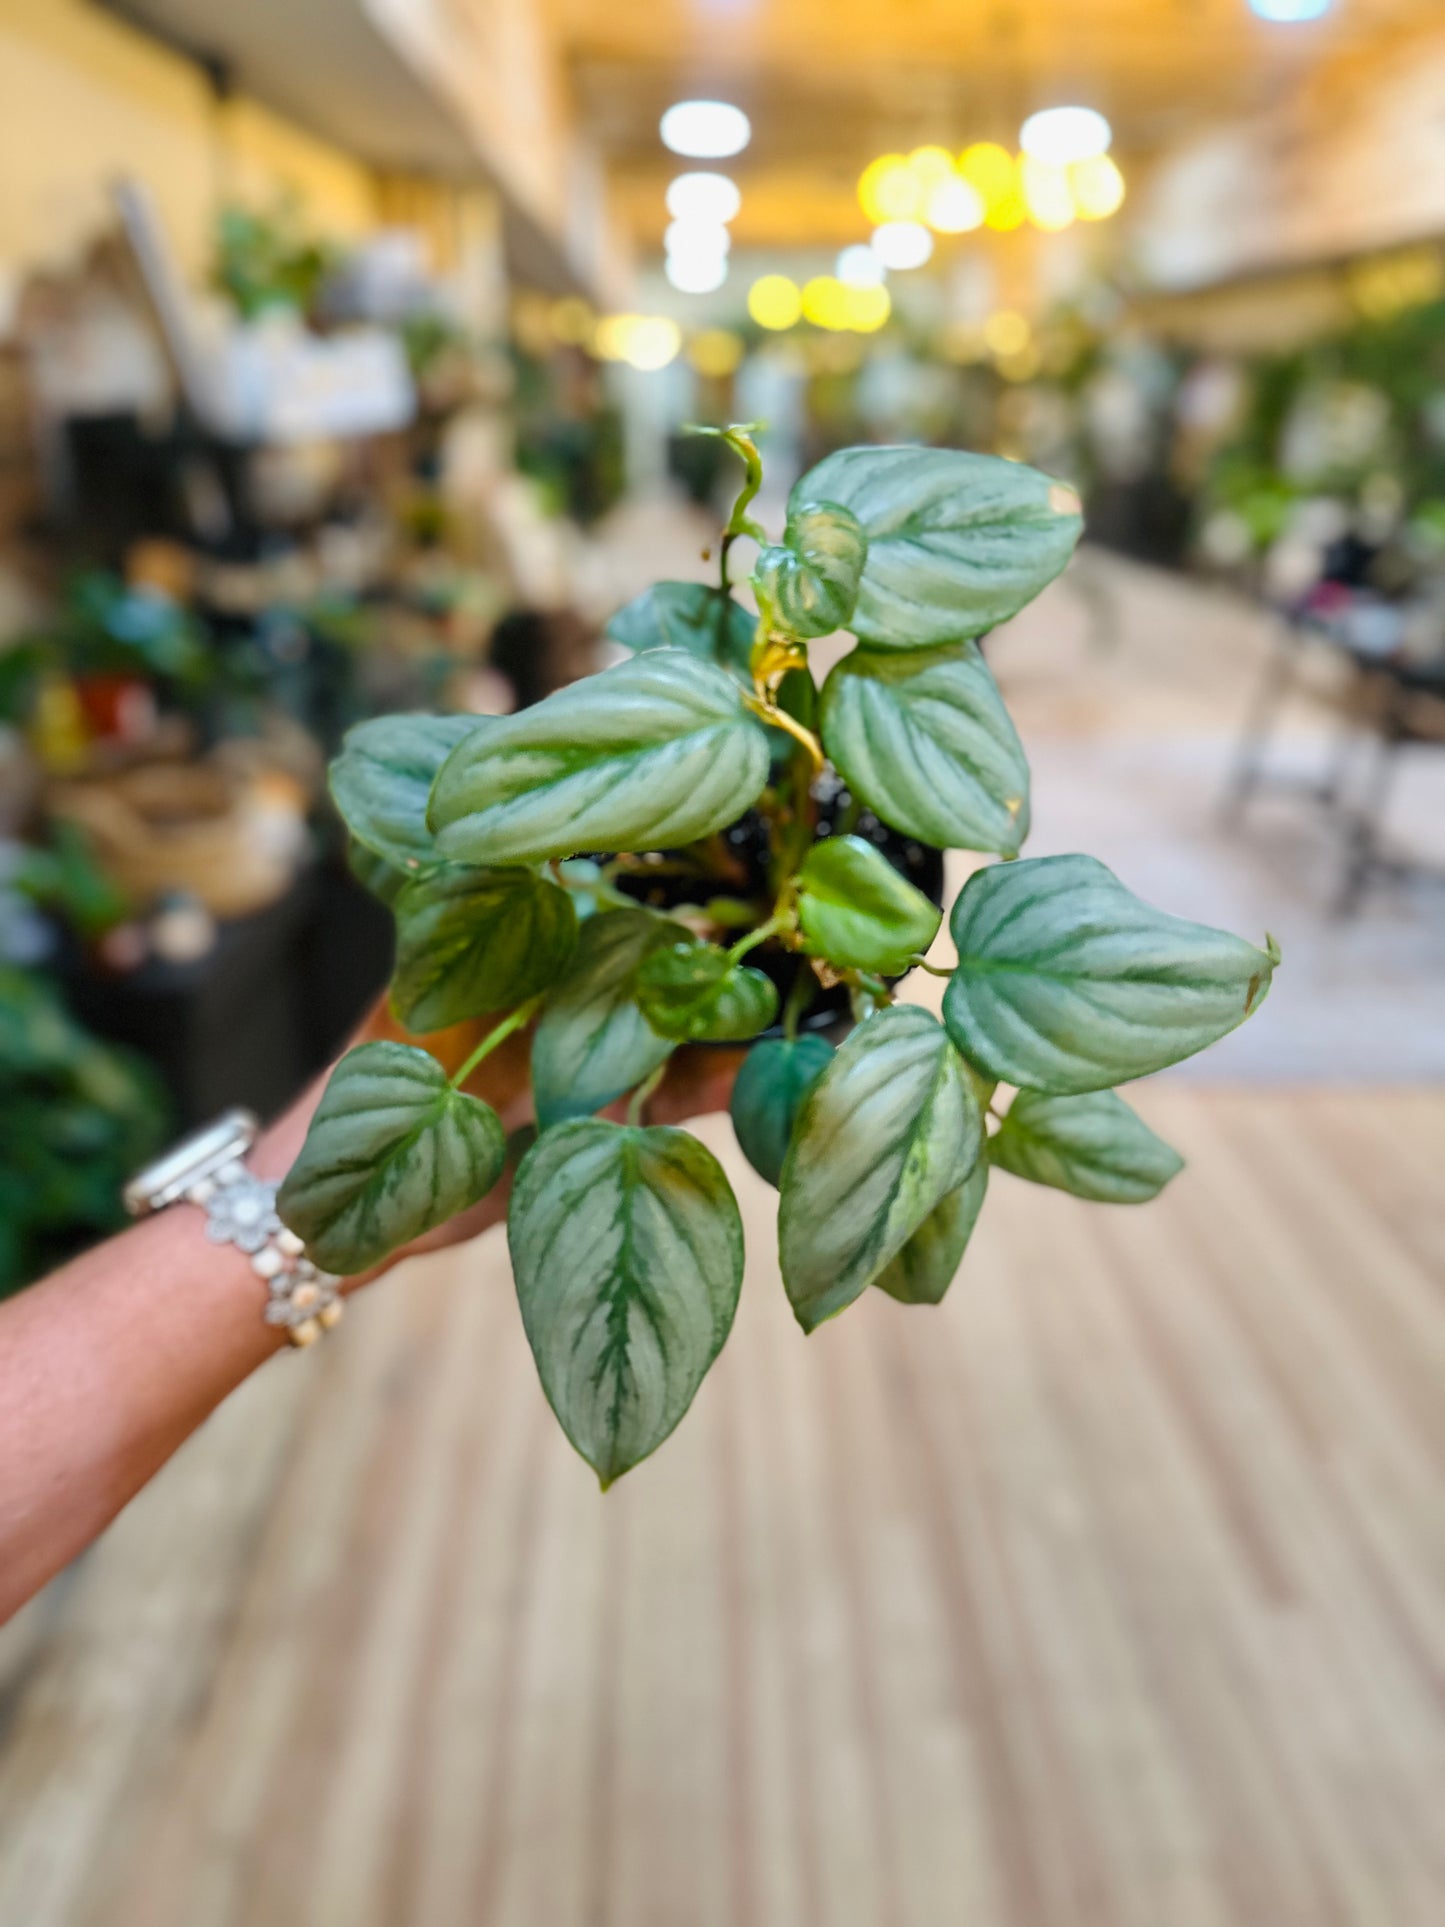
[594,314,682,370]
[664,253,728,294]
[660,100,751,159]
[688,329,745,377]
[837,243,886,287]
[664,173,742,224]
[872,221,933,270]
[1019,106,1113,165]
[1021,156,1077,231]
[1070,153,1126,221]
[747,274,803,330]
[984,310,1032,357]
[924,174,986,234]
[858,154,923,224]
[663,219,730,262]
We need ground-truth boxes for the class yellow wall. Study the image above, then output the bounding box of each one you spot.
[0,0,380,298]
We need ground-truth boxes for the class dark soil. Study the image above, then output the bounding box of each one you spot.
[609,769,945,1040]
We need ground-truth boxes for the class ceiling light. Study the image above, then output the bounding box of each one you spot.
[665,172,742,224]
[836,243,886,287]
[660,100,750,159]
[871,221,933,271]
[906,146,956,191]
[1249,0,1332,16]
[1020,106,1112,166]
[748,274,803,330]
[924,174,985,234]
[1070,154,1126,221]
[664,219,731,262]
[665,253,729,294]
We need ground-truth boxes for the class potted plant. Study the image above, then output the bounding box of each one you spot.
[280,428,1278,1485]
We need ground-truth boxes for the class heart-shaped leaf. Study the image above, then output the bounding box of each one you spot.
[779,1005,981,1331]
[390,867,578,1033]
[605,581,756,680]
[531,909,680,1127]
[990,1089,1184,1202]
[791,447,1083,646]
[874,1158,988,1305]
[509,1119,744,1485]
[277,1041,506,1273]
[752,501,868,640]
[428,649,771,866]
[796,834,941,974]
[729,1032,834,1187]
[635,939,779,1042]
[330,713,483,872]
[944,854,1279,1094]
[820,642,1030,855]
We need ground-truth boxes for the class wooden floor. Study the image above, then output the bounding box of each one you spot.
[0,1086,1442,1927]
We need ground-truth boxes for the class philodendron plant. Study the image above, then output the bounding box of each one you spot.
[280,428,1279,1486]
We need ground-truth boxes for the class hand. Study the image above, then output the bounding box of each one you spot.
[255,999,748,1287]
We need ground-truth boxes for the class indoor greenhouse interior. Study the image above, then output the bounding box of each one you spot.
[0,0,1443,1922]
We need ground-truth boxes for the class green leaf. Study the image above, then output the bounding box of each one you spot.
[390,867,578,1033]
[329,713,483,872]
[277,1041,506,1273]
[820,642,1030,855]
[791,446,1083,646]
[944,854,1279,1094]
[635,939,779,1042]
[508,1119,744,1484]
[531,909,680,1127]
[729,1032,834,1187]
[990,1089,1184,1203]
[428,649,771,866]
[796,834,941,974]
[779,1005,981,1332]
[605,580,756,680]
[346,839,411,907]
[874,1159,988,1305]
[752,501,867,640]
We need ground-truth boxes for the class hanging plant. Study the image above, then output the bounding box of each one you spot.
[280,428,1278,1485]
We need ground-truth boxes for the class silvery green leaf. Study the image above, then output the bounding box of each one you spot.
[874,1158,988,1305]
[277,1041,505,1274]
[509,1119,744,1485]
[820,642,1030,855]
[792,446,1082,646]
[752,501,867,640]
[634,939,779,1042]
[796,834,941,974]
[779,1005,981,1332]
[944,854,1279,1094]
[347,838,411,908]
[329,713,484,872]
[990,1089,1184,1203]
[728,1032,834,1187]
[605,581,756,680]
[390,867,578,1033]
[428,649,771,866]
[531,909,680,1127]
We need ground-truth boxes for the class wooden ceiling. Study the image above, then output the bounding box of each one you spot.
[547,0,1445,248]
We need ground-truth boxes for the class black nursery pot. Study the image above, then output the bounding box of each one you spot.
[610,770,946,1044]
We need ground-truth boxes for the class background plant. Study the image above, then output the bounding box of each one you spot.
[284,427,1278,1486]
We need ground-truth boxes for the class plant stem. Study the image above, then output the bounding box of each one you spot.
[686,422,767,591]
[781,962,817,1041]
[449,994,546,1090]
[726,908,792,965]
[625,1061,668,1127]
[909,954,954,978]
[747,694,824,775]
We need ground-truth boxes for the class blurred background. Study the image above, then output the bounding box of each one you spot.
[1,2,1443,1922]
